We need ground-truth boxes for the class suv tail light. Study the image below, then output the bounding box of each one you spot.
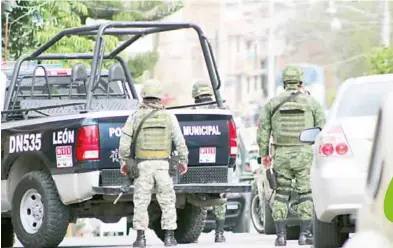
[228,120,238,156]
[319,125,352,157]
[76,125,100,161]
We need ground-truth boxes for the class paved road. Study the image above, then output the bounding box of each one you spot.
[14,229,313,248]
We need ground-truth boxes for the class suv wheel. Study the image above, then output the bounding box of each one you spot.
[313,212,349,248]
[250,193,264,233]
[11,171,70,248]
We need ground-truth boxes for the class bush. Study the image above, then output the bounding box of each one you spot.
[366,46,393,75]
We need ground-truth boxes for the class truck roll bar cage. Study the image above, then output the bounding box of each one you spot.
[4,22,223,114]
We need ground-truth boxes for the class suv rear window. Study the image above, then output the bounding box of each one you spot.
[336,81,393,117]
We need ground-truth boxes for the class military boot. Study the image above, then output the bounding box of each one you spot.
[298,220,313,245]
[274,221,287,246]
[164,230,177,246]
[133,230,146,248]
[214,219,226,243]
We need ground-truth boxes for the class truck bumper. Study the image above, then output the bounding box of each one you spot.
[92,183,252,195]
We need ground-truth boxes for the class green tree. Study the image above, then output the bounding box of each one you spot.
[1,0,38,60]
[1,0,117,67]
[128,50,159,83]
[366,46,393,75]
[282,1,392,82]
[83,1,183,79]
[2,0,183,76]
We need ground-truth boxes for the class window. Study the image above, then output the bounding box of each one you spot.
[366,108,384,199]
[336,81,393,117]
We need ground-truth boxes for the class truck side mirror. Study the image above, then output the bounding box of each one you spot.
[299,127,322,144]
[257,157,261,164]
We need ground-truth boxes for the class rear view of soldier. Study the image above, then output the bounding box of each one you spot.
[191,80,227,243]
[257,66,325,246]
[119,80,189,247]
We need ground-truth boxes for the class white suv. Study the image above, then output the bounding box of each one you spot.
[299,74,393,248]
[343,92,393,248]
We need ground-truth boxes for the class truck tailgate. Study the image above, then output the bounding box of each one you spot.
[176,113,231,166]
[97,112,233,169]
[98,115,130,169]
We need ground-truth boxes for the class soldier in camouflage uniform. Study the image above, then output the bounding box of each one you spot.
[192,80,227,243]
[257,66,325,246]
[119,79,189,247]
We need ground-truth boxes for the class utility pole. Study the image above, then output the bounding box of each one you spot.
[382,0,390,47]
[267,0,276,100]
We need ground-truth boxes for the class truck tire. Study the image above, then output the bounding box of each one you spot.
[153,202,207,244]
[263,195,276,234]
[250,193,264,234]
[313,212,348,248]
[2,218,15,248]
[11,171,71,248]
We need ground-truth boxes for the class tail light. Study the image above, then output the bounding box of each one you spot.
[76,125,100,161]
[319,125,352,157]
[228,120,238,156]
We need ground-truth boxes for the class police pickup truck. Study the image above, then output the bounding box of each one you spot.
[1,22,251,248]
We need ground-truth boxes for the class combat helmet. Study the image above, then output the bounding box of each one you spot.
[140,79,164,99]
[282,65,304,85]
[192,80,213,99]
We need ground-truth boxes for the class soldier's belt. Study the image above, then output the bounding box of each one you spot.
[136,150,170,159]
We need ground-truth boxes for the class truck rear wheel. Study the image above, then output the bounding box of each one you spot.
[1,218,15,247]
[11,171,71,248]
[153,202,207,244]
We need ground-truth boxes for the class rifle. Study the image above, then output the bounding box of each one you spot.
[113,109,160,204]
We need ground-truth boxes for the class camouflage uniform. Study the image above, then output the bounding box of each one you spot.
[119,79,189,247]
[192,80,227,243]
[257,66,325,246]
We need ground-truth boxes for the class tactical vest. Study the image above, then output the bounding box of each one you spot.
[134,110,172,159]
[272,95,313,145]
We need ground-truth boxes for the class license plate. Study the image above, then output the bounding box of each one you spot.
[199,147,216,163]
[227,204,238,210]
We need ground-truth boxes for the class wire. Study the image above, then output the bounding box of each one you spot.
[322,53,366,68]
